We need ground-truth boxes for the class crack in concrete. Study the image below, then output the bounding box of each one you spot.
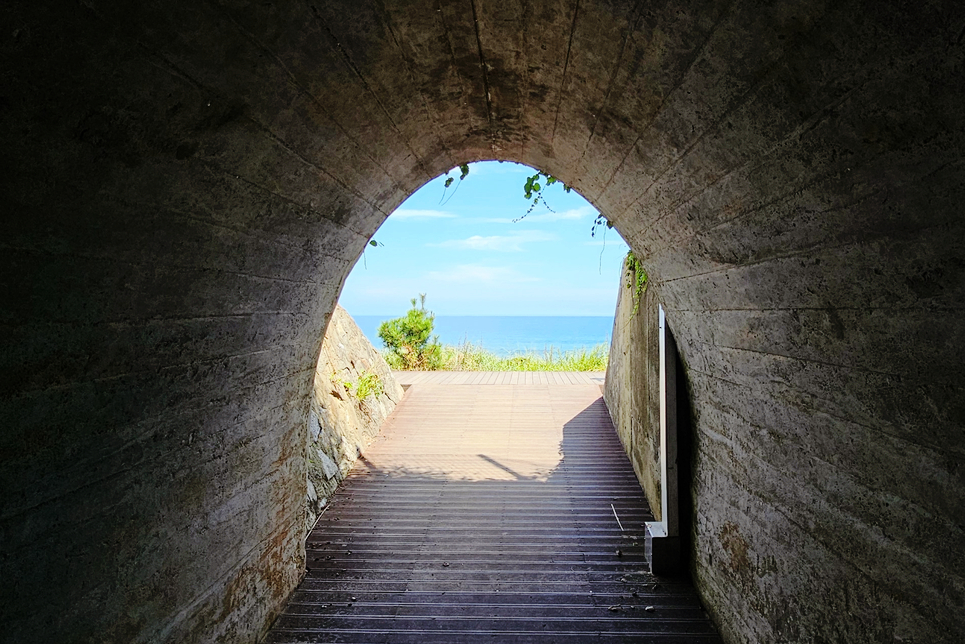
[468,0,497,153]
[309,3,436,182]
[594,0,739,207]
[551,0,581,145]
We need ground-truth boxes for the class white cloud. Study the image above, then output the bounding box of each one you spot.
[392,208,457,219]
[523,206,596,222]
[425,264,541,284]
[429,230,557,252]
[477,206,596,224]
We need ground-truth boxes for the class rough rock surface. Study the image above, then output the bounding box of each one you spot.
[307,306,403,532]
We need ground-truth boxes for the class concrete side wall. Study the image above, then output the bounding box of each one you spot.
[307,306,404,532]
[604,259,661,520]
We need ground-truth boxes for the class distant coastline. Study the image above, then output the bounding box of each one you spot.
[352,315,614,357]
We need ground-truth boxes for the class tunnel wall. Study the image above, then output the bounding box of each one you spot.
[604,257,662,520]
[0,3,394,641]
[2,1,963,643]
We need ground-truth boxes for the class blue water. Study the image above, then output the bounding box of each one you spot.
[353,316,613,357]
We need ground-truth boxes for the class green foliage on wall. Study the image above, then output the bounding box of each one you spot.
[625,251,648,316]
[335,369,384,404]
[353,370,384,401]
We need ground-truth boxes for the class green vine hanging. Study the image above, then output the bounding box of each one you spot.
[625,250,648,316]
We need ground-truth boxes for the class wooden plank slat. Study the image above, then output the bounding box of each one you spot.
[267,380,719,643]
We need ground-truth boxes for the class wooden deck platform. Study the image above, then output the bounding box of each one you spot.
[266,376,721,643]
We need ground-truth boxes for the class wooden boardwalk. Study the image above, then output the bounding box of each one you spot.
[266,375,721,643]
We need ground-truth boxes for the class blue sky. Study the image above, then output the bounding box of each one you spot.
[337,161,629,316]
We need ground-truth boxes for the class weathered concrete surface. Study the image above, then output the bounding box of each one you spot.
[1,1,964,643]
[605,257,662,521]
[307,306,403,532]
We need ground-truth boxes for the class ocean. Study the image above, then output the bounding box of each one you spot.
[352,315,614,357]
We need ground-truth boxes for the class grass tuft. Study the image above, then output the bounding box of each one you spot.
[386,342,609,372]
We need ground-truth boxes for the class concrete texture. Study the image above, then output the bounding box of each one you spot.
[307,305,404,532]
[605,257,662,522]
[1,1,963,643]
[606,262,688,575]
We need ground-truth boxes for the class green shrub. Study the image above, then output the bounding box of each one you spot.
[392,341,609,372]
[376,294,609,372]
[377,294,444,370]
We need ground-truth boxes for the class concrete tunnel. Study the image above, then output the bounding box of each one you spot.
[1,0,963,642]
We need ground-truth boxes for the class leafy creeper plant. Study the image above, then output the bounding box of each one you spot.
[514,171,571,222]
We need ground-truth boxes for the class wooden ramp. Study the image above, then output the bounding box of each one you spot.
[266,374,721,643]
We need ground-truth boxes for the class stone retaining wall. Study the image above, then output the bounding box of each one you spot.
[307,306,403,532]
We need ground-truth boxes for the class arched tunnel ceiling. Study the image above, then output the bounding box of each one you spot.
[1,1,963,642]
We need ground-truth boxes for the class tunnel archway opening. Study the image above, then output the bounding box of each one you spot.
[303,155,647,528]
[309,157,702,585]
[337,160,630,323]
